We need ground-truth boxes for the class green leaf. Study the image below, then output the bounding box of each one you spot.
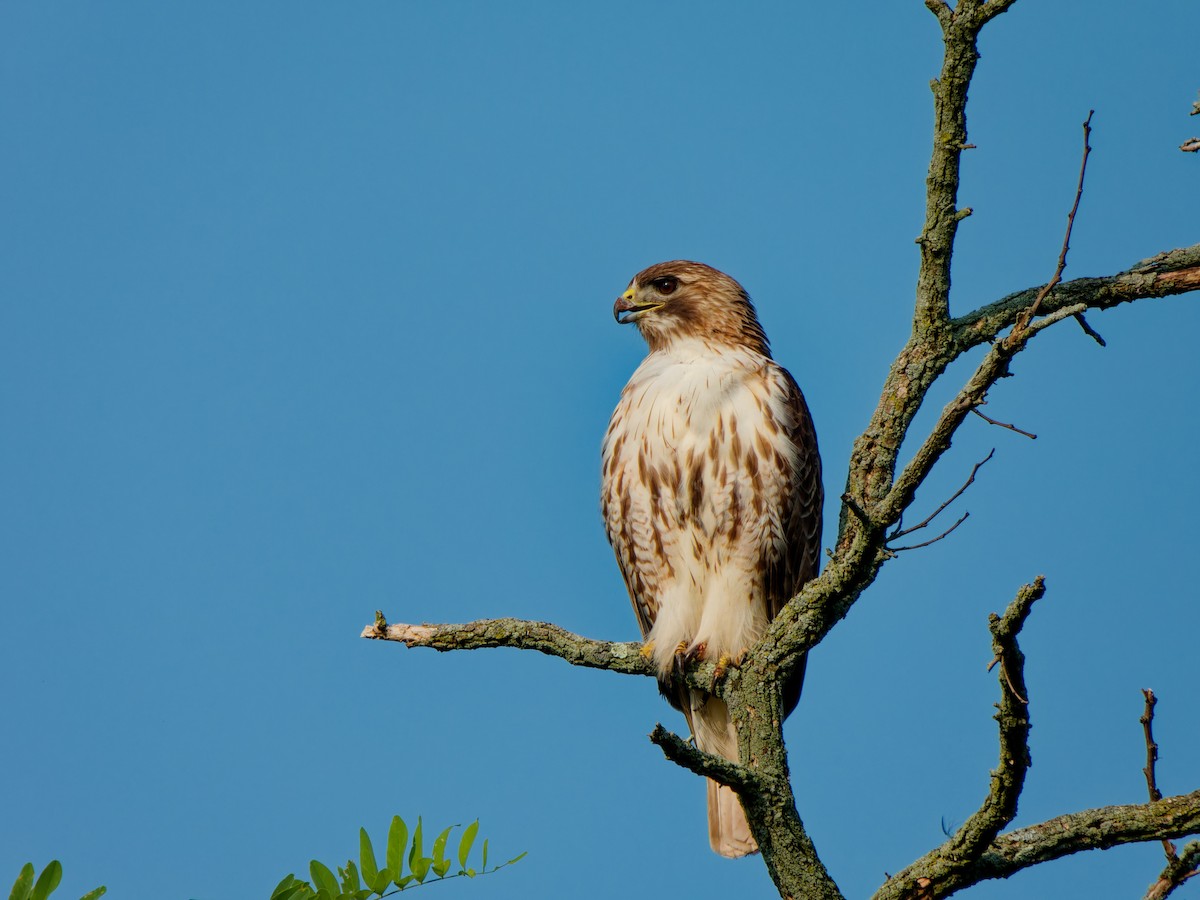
[9,863,35,900]
[9,864,34,900]
[78,888,106,900]
[30,861,62,900]
[408,818,424,869]
[369,869,391,896]
[270,875,297,899]
[457,820,479,869]
[309,861,339,899]
[358,828,378,887]
[409,857,431,885]
[339,861,361,893]
[481,838,488,872]
[386,816,407,883]
[506,852,528,865]
[431,826,453,873]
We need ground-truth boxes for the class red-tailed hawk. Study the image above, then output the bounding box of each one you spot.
[601,261,822,858]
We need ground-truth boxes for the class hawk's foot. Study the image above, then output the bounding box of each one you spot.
[639,639,656,660]
[670,640,698,682]
[710,652,734,690]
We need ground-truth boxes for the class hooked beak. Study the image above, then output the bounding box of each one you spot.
[613,288,661,324]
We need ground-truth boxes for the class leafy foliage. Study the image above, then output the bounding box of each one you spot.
[270,816,526,900]
[7,861,105,900]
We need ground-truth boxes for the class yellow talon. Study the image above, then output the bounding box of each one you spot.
[639,639,656,660]
[711,652,734,690]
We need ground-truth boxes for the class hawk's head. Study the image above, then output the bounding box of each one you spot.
[614,260,770,356]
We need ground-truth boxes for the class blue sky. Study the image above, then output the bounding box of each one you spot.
[2,2,1197,898]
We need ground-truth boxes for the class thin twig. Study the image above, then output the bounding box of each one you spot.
[1073,312,1107,346]
[890,449,995,541]
[971,407,1037,439]
[889,512,969,552]
[1141,689,1179,861]
[1009,111,1095,342]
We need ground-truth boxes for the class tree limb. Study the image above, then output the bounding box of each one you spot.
[361,611,654,677]
[875,791,1200,900]
[1146,841,1200,900]
[648,724,754,791]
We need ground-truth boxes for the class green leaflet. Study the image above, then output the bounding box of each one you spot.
[9,863,34,900]
[358,829,378,887]
[457,821,478,870]
[385,816,407,884]
[29,862,61,900]
[308,860,339,899]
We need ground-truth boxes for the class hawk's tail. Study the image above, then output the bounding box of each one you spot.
[690,694,758,858]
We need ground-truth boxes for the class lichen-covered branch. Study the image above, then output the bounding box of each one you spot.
[955,244,1200,350]
[874,791,1200,900]
[648,724,753,791]
[914,0,1018,331]
[1146,841,1200,900]
[956,578,1041,853]
[873,578,1041,899]
[361,612,654,677]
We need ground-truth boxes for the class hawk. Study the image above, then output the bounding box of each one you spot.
[601,261,822,858]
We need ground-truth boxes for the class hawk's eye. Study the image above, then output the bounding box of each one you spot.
[650,276,678,295]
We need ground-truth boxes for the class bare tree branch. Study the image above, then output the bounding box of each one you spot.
[1141,689,1179,860]
[889,449,994,542]
[361,611,654,677]
[648,724,753,791]
[888,512,969,552]
[873,578,1040,899]
[1146,841,1200,900]
[876,791,1200,900]
[954,244,1200,349]
[971,407,1036,439]
[1011,111,1093,333]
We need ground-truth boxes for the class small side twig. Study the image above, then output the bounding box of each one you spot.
[1141,689,1179,861]
[1182,138,1200,153]
[971,407,1037,439]
[648,723,753,791]
[890,449,994,542]
[1009,110,1095,343]
[890,513,969,552]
